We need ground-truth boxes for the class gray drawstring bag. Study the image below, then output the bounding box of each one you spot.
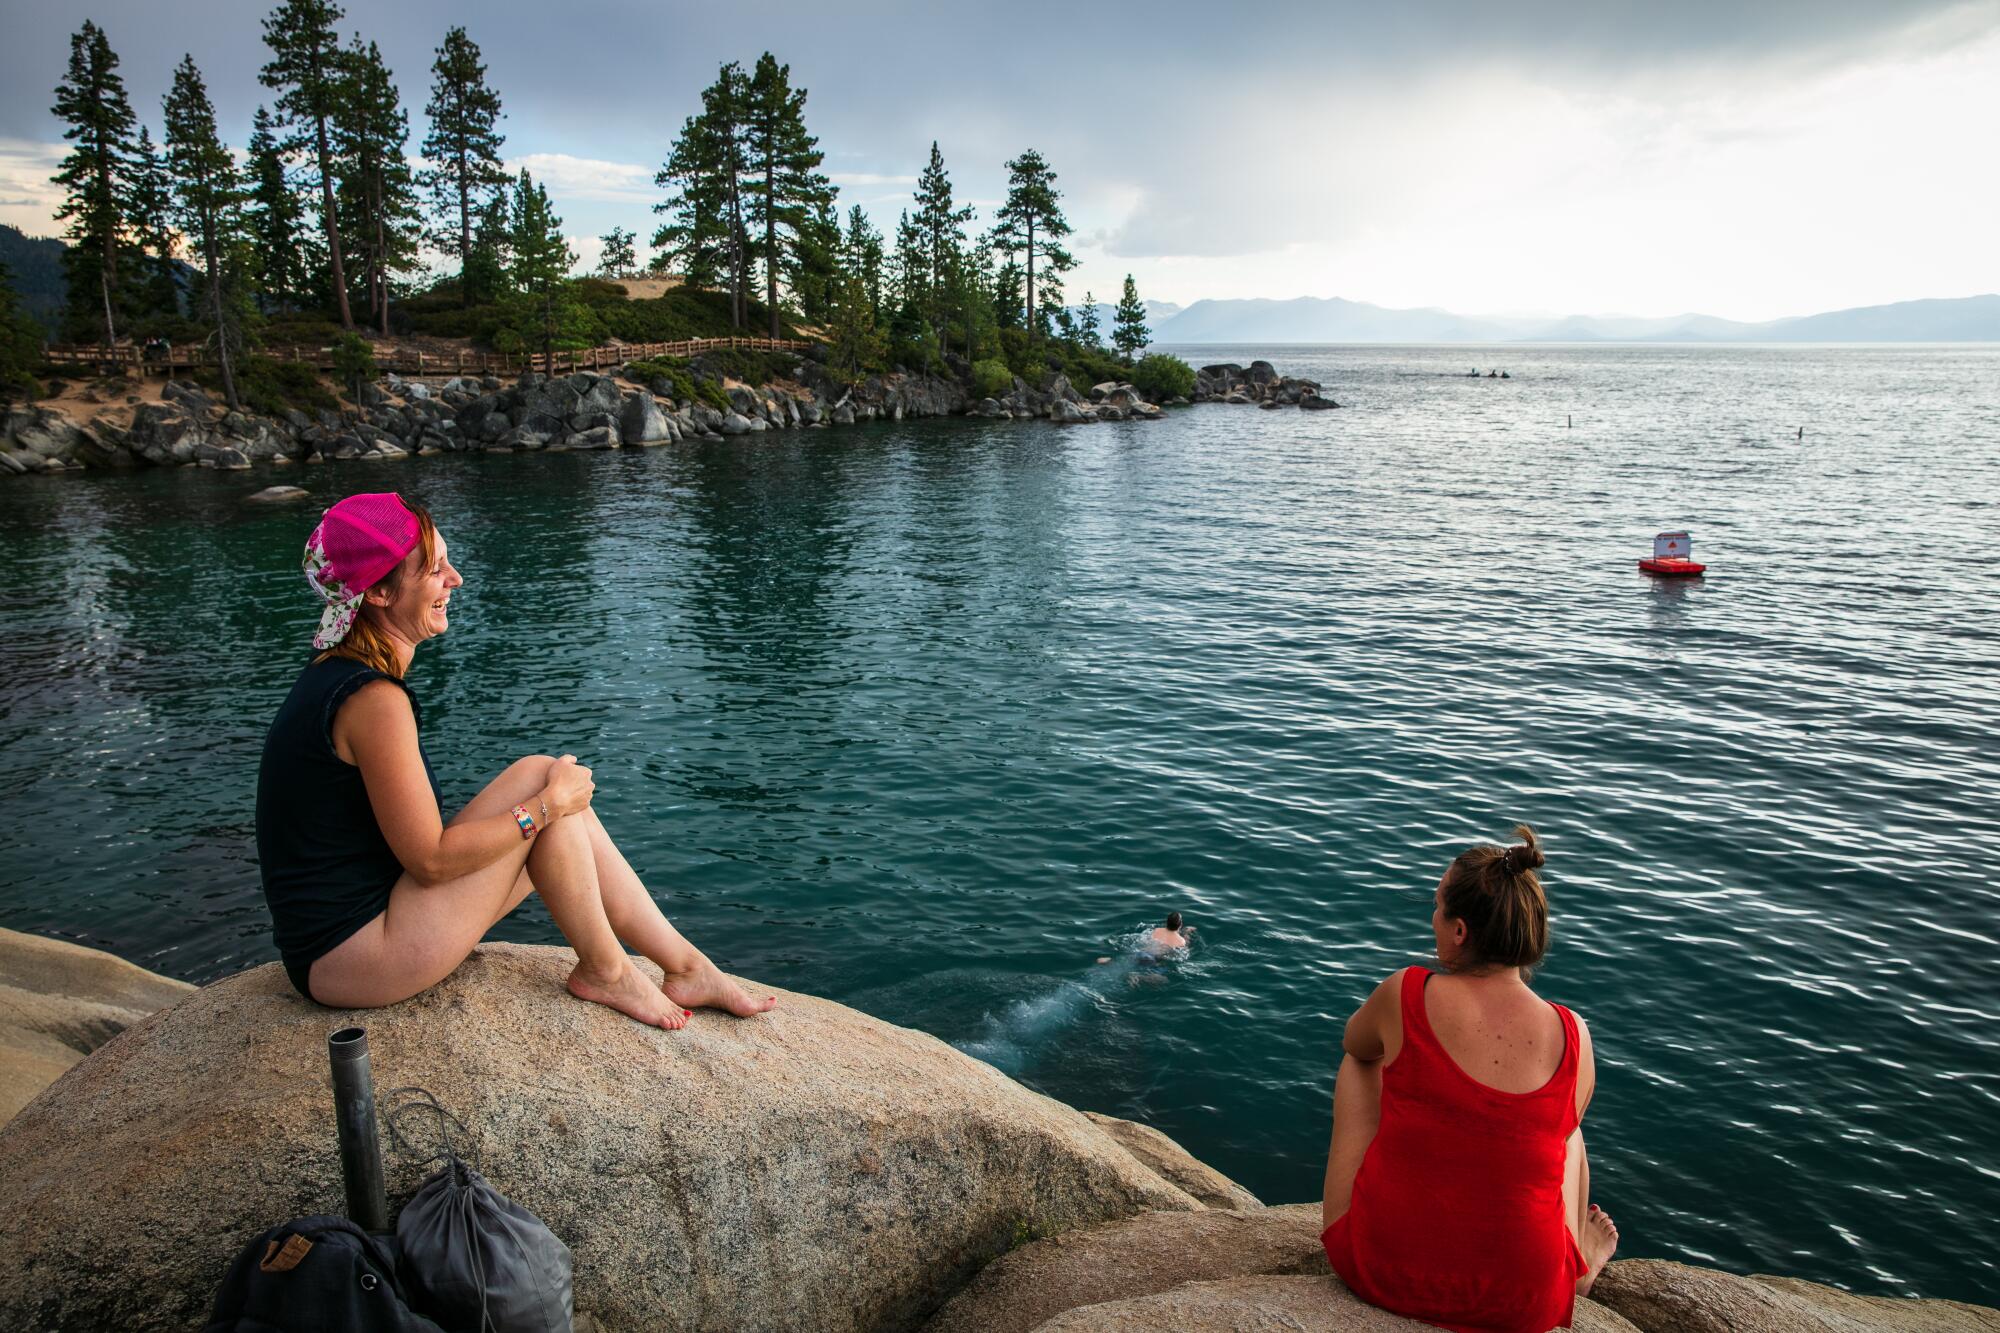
[385,1089,574,1333]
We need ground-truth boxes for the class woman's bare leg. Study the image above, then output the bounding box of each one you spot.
[574,808,775,1017]
[1563,1128,1619,1295]
[1322,1053,1383,1231]
[309,756,681,1029]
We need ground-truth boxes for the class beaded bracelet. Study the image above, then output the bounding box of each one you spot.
[510,803,537,839]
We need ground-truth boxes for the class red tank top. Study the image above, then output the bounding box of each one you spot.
[1323,967,1586,1333]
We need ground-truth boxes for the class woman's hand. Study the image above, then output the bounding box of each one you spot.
[541,754,595,819]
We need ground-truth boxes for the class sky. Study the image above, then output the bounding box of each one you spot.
[2,0,1996,321]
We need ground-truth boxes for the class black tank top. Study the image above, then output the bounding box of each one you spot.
[255,656,443,996]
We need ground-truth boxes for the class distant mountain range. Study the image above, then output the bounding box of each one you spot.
[1130,293,2000,344]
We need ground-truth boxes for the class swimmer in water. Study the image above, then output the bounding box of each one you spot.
[1099,912,1194,964]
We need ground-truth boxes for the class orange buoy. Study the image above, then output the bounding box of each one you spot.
[1640,531,1706,577]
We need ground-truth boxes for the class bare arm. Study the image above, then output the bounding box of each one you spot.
[1342,967,1409,1064]
[1574,1012,1597,1123]
[338,682,586,886]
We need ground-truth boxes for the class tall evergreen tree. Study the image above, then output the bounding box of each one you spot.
[506,169,576,368]
[786,199,842,326]
[598,226,635,278]
[335,39,419,335]
[246,105,312,314]
[743,53,833,338]
[992,255,1024,332]
[911,141,973,351]
[842,204,884,323]
[1076,291,1100,348]
[991,149,1073,347]
[126,126,181,321]
[461,191,511,305]
[654,62,749,326]
[888,208,927,345]
[417,26,507,304]
[50,20,138,348]
[261,0,356,328]
[0,259,48,400]
[162,55,245,410]
[1112,275,1150,360]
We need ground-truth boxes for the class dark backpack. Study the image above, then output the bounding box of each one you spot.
[203,1215,446,1333]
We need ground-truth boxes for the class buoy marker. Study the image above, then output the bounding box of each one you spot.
[1639,530,1706,577]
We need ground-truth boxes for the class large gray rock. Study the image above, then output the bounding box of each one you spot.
[617,390,672,444]
[719,411,754,436]
[244,485,311,504]
[1082,1113,1260,1211]
[0,942,1197,1333]
[0,929,191,1128]
[924,1205,1324,1333]
[1032,1275,1642,1331]
[1299,393,1341,410]
[1591,1259,2000,1332]
[126,402,207,465]
[3,406,95,462]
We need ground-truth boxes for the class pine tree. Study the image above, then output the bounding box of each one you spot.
[506,170,577,368]
[1076,291,1100,348]
[786,199,842,326]
[598,226,636,278]
[50,20,138,349]
[261,0,356,328]
[825,272,884,379]
[163,55,247,410]
[887,208,928,349]
[335,39,420,335]
[842,205,884,324]
[911,141,973,352]
[246,105,311,314]
[1112,274,1150,361]
[0,259,49,400]
[126,126,181,322]
[462,191,511,306]
[991,149,1074,348]
[743,53,833,338]
[654,62,749,325]
[993,256,1024,332]
[417,26,507,304]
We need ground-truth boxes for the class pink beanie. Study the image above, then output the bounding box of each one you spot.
[302,493,425,648]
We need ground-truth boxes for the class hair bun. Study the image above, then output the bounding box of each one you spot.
[1502,840,1545,875]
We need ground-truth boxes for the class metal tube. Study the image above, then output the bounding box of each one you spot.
[327,1026,390,1233]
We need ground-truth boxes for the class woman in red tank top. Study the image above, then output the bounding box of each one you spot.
[1319,826,1620,1332]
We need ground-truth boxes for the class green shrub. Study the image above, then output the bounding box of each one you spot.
[970,358,1012,400]
[1130,353,1196,402]
[692,347,798,387]
[330,333,376,403]
[198,355,339,417]
[624,356,728,411]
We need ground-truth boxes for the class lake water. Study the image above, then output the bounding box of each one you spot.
[2,343,1996,1303]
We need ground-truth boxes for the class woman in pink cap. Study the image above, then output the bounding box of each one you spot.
[254,491,773,1029]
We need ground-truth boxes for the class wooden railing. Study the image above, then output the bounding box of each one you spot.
[41,336,818,380]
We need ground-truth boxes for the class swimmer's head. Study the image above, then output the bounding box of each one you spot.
[1165,911,1183,932]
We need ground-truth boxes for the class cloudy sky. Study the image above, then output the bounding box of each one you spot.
[3,0,1996,321]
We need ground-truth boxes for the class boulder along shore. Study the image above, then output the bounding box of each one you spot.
[0,355,1335,478]
[0,929,1992,1332]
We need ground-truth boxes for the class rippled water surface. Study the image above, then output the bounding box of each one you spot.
[3,344,1997,1301]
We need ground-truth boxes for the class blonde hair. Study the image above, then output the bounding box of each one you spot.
[314,496,438,680]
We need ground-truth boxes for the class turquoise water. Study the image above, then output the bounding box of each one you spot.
[2,344,1996,1302]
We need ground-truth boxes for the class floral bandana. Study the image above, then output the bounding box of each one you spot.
[303,524,364,649]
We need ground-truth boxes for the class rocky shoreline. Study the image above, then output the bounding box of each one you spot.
[0,355,1333,477]
[0,929,1991,1332]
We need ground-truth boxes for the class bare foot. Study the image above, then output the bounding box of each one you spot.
[1577,1203,1619,1296]
[659,958,776,1017]
[567,959,687,1031]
